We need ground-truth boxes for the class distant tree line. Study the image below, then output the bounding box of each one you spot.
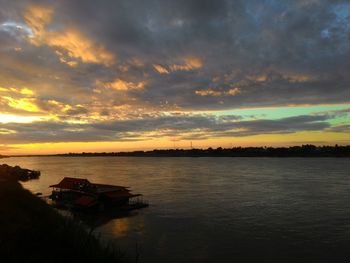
[47,145,350,157]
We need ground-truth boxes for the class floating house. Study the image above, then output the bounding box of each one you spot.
[50,177,148,211]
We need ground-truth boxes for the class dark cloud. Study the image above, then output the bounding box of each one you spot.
[327,124,350,133]
[1,0,348,110]
[0,113,333,143]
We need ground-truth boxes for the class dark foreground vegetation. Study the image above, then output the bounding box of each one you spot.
[0,164,126,263]
[36,144,350,157]
[0,164,40,181]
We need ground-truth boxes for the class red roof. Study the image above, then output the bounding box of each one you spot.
[74,195,97,207]
[50,177,91,190]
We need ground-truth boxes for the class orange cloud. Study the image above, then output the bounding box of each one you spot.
[47,29,115,66]
[195,88,221,97]
[226,87,240,96]
[246,74,268,82]
[24,4,115,67]
[99,79,146,91]
[170,57,203,71]
[195,87,240,97]
[153,64,169,74]
[255,75,268,82]
[153,57,203,74]
[23,4,53,35]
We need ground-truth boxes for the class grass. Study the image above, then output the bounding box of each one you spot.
[0,168,128,263]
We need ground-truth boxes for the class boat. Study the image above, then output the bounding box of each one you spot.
[49,177,148,211]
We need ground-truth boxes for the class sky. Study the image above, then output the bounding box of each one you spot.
[0,0,349,155]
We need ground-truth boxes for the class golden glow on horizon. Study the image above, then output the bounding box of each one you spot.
[3,131,349,155]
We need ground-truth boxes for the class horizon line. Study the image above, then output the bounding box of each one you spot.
[3,144,349,157]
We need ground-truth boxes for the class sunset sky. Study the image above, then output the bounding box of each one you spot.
[0,0,349,155]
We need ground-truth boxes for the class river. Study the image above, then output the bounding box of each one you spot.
[2,157,349,262]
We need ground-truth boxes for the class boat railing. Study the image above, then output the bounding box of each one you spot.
[129,196,149,206]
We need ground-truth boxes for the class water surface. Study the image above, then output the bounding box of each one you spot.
[2,157,349,262]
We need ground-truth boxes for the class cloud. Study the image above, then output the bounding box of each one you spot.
[23,4,53,35]
[195,87,240,97]
[327,124,350,133]
[44,28,115,66]
[153,64,169,74]
[0,0,348,112]
[0,0,349,147]
[23,4,115,66]
[0,86,34,96]
[152,57,203,74]
[0,113,334,144]
[169,57,203,71]
[98,79,145,91]
[226,87,240,96]
[195,88,221,97]
[2,96,39,112]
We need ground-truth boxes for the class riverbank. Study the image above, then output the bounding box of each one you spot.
[0,165,126,263]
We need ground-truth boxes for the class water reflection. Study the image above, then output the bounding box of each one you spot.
[111,217,130,238]
[70,210,138,230]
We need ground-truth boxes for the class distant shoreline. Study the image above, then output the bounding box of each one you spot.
[6,145,350,158]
